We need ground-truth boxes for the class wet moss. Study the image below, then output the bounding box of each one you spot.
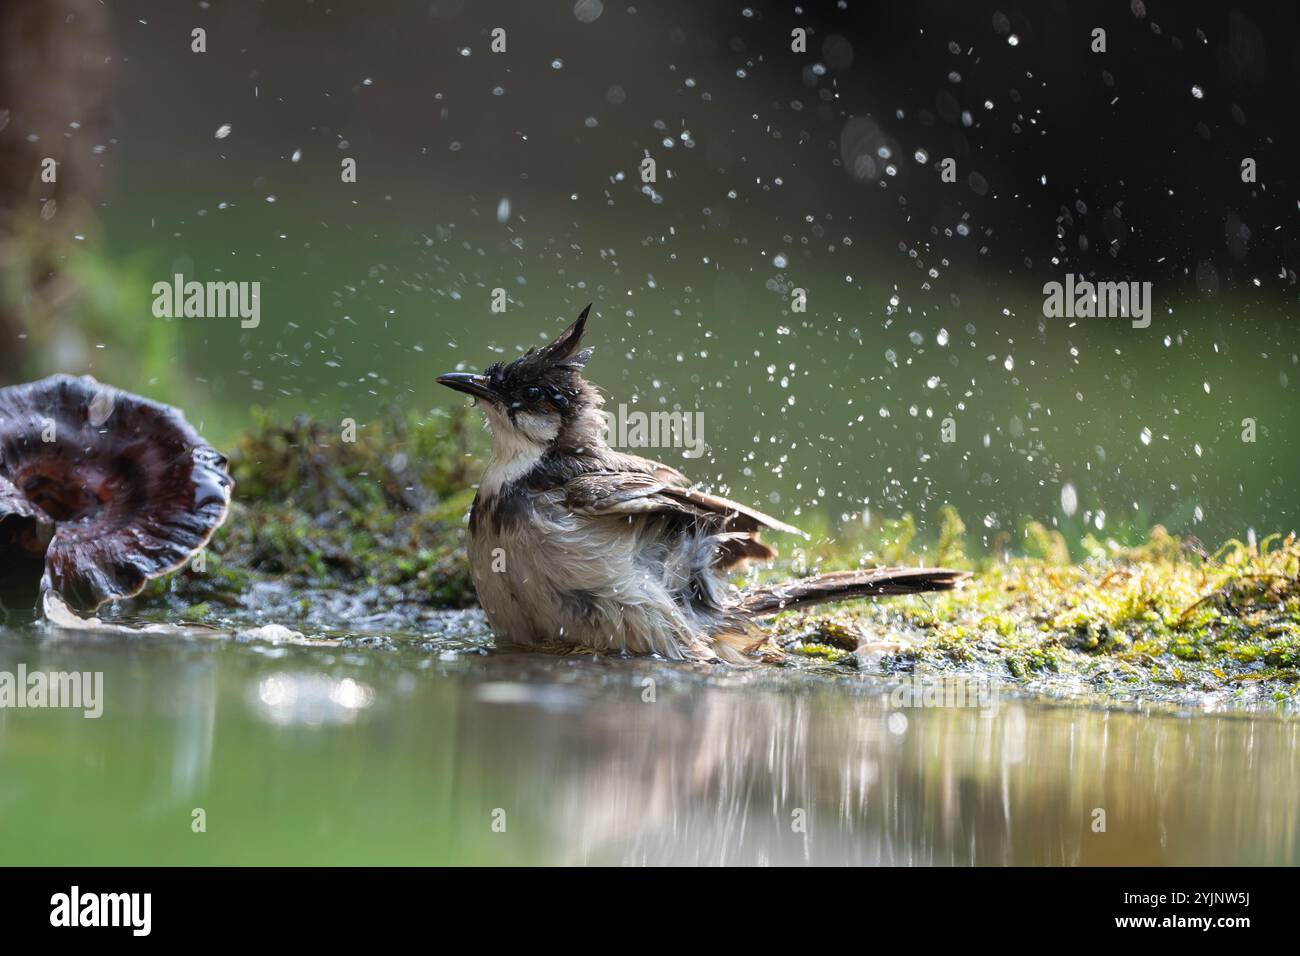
[809,618,861,650]
[792,643,856,665]
[765,525,1300,706]
[127,407,483,621]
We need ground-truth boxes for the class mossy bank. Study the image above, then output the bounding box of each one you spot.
[121,413,1299,709]
[127,408,481,622]
[771,531,1300,709]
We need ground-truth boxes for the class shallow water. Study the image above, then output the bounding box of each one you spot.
[1,611,1297,866]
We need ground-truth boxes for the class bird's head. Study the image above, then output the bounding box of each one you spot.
[437,305,604,454]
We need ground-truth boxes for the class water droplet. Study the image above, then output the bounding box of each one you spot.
[88,389,116,426]
[573,0,604,24]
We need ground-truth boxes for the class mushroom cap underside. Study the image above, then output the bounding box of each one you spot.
[0,374,232,613]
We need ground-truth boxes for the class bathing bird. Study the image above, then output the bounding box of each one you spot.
[438,306,965,661]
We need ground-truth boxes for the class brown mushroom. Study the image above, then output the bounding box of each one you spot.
[0,374,232,613]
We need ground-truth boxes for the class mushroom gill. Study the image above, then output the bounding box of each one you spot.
[0,374,232,613]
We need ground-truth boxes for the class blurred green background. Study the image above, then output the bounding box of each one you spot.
[3,0,1296,553]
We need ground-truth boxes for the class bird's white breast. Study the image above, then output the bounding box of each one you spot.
[476,405,555,498]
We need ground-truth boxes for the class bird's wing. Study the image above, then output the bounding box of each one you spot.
[605,450,691,486]
[561,471,705,520]
[561,469,804,536]
[662,486,805,536]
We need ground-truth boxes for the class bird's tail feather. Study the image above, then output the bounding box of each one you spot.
[738,567,968,618]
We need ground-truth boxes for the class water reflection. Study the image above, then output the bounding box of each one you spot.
[0,624,1296,865]
[451,659,1300,865]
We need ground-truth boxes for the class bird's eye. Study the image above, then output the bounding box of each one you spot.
[522,386,543,402]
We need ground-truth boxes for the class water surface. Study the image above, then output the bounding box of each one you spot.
[1,614,1295,865]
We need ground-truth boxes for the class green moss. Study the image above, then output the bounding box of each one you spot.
[880,514,918,565]
[1022,520,1070,565]
[936,505,968,568]
[128,408,483,622]
[760,529,1300,704]
[793,643,855,665]
[1007,647,1061,676]
[810,618,861,650]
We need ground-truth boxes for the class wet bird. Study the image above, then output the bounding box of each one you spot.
[437,306,966,661]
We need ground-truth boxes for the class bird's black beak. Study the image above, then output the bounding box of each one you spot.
[436,372,500,404]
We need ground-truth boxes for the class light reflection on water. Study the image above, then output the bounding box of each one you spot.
[253,674,376,726]
[0,619,1296,865]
